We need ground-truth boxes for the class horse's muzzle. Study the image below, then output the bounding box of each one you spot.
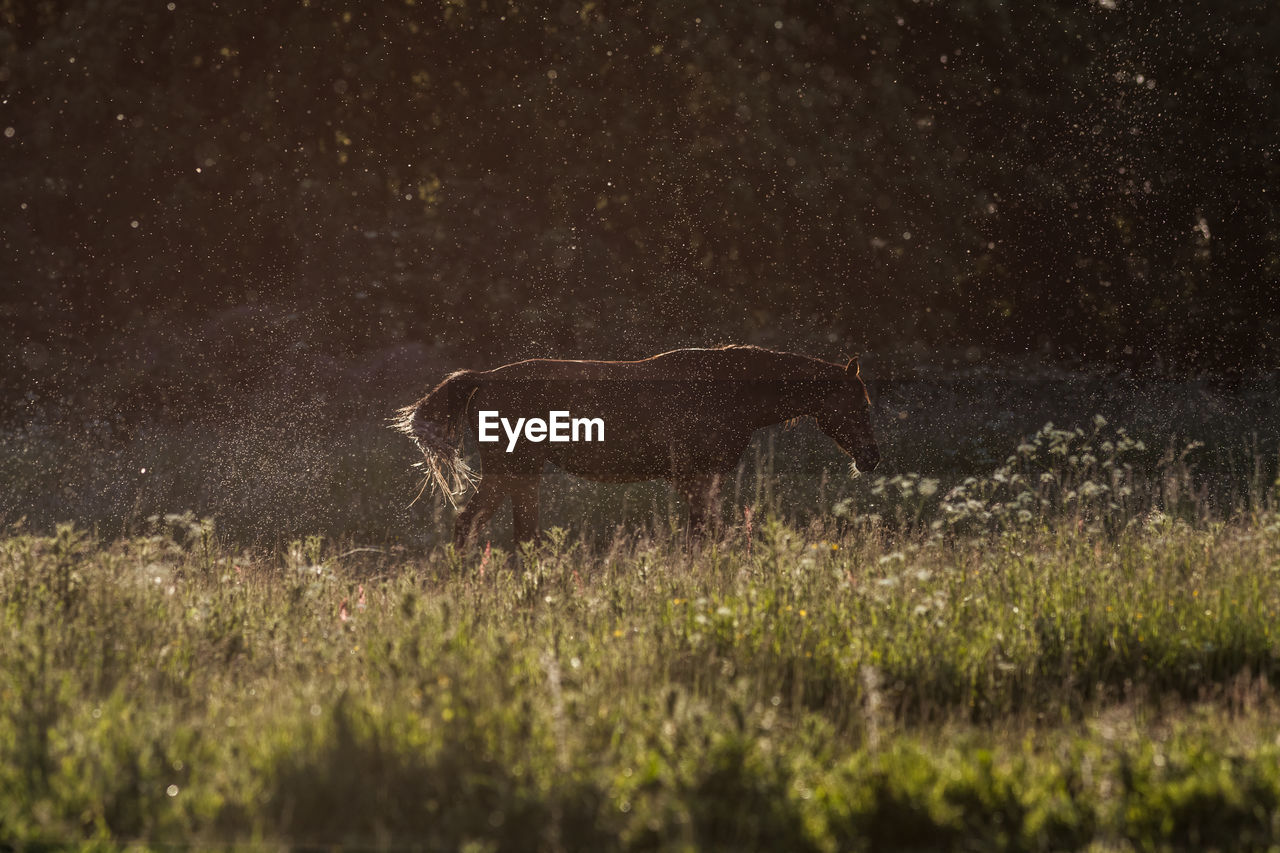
[854,447,880,473]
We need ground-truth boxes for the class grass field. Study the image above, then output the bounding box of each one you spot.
[4,409,1280,850]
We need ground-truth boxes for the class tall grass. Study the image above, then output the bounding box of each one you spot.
[3,415,1280,849]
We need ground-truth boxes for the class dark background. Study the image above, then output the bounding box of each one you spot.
[2,0,1279,545]
[4,0,1277,412]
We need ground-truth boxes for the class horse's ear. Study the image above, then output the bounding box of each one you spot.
[845,355,861,378]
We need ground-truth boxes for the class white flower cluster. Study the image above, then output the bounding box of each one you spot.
[938,417,1148,534]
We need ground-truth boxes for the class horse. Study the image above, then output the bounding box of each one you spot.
[393,345,880,549]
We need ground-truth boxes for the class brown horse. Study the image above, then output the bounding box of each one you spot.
[393,345,880,548]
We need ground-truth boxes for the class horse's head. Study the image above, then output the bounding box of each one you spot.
[815,357,880,474]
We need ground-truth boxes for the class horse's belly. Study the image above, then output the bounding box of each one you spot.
[545,441,677,482]
[545,434,746,483]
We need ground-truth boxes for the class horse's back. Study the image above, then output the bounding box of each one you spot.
[484,346,818,383]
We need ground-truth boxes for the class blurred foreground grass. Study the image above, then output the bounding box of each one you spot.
[4,485,1280,849]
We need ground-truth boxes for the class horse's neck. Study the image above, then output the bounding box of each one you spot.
[744,383,823,429]
[717,353,829,422]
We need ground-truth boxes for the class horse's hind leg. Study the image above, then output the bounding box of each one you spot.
[510,475,542,549]
[453,477,507,550]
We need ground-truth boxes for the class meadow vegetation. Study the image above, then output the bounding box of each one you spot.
[3,414,1280,850]
[6,0,1278,846]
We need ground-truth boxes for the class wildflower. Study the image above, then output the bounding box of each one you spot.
[338,599,349,622]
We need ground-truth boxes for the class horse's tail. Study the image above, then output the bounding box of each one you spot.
[391,369,482,507]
